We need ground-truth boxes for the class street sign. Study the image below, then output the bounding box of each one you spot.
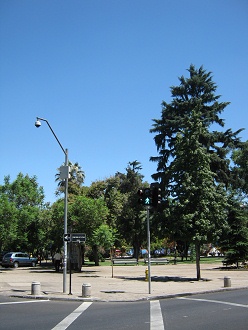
[64,233,71,242]
[71,233,86,243]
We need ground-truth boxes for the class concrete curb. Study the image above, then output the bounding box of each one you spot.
[8,286,248,303]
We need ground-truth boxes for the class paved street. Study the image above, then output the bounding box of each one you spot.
[1,289,248,329]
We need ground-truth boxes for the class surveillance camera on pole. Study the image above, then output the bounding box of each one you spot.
[35,119,41,128]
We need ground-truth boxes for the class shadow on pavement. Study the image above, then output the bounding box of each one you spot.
[123,275,211,282]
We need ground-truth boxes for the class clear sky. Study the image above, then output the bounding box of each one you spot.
[1,0,247,203]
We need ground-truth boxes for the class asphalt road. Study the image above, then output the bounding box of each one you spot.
[0,289,248,329]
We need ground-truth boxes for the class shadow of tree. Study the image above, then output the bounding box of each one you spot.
[124,276,211,282]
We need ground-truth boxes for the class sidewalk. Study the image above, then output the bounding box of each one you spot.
[0,261,248,302]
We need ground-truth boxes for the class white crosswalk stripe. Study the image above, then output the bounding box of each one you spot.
[150,300,164,329]
[51,302,92,330]
[178,297,248,308]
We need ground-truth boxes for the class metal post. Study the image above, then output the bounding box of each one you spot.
[63,148,68,293]
[146,206,151,294]
[69,241,72,295]
[35,117,69,294]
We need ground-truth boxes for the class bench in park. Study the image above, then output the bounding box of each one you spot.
[222,260,230,267]
[222,260,248,268]
[112,258,139,265]
[144,258,169,265]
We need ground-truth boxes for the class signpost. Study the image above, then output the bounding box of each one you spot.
[71,233,86,243]
[64,233,71,242]
[64,233,86,243]
[65,233,86,295]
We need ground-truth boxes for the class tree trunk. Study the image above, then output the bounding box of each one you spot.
[92,244,99,266]
[195,242,201,280]
[185,242,189,261]
[81,244,85,265]
[133,237,140,261]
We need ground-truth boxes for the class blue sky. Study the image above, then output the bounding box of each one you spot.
[1,0,247,203]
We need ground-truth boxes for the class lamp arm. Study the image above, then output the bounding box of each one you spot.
[36,117,66,156]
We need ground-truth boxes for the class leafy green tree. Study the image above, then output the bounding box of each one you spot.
[87,175,125,228]
[69,195,109,265]
[0,173,45,252]
[86,161,148,259]
[49,195,109,264]
[150,65,241,279]
[115,161,148,259]
[36,203,53,259]
[58,159,156,263]
[90,224,118,265]
[69,195,108,234]
[48,199,65,252]
[92,224,117,249]
[86,180,107,199]
[104,179,125,228]
[0,193,18,251]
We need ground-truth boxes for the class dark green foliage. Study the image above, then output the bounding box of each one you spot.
[114,161,148,259]
[0,194,18,251]
[150,65,243,190]
[219,198,248,267]
[232,140,248,194]
[0,173,46,252]
[150,65,242,279]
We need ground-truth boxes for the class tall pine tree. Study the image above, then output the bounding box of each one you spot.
[150,65,242,279]
[150,65,242,189]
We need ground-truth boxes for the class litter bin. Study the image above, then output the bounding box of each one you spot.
[82,283,91,297]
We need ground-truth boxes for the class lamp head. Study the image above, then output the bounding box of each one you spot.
[35,119,41,128]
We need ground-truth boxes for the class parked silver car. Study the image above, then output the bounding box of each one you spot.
[1,252,37,268]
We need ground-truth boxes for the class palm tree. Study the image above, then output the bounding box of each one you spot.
[55,161,85,196]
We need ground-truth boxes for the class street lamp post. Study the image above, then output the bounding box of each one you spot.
[35,117,69,293]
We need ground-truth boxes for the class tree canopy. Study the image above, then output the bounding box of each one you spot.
[150,65,243,188]
[0,173,45,252]
[150,65,243,278]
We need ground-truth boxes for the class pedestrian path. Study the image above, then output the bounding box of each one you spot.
[0,261,247,301]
